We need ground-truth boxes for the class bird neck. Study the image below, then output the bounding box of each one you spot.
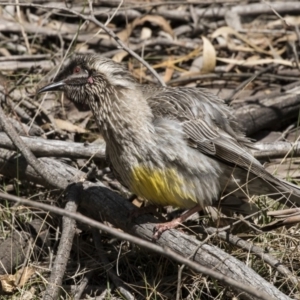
[93,87,154,150]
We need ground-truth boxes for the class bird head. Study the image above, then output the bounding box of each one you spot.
[38,53,137,110]
[38,53,154,138]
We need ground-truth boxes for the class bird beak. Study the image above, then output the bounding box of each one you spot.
[37,81,65,94]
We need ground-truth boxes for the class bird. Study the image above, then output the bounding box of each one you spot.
[38,53,300,237]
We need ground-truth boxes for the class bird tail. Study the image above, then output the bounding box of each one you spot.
[261,208,300,230]
[276,179,300,207]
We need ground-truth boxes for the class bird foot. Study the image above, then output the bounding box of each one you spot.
[153,218,182,240]
[152,204,202,240]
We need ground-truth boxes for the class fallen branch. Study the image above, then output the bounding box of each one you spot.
[234,89,300,136]
[0,132,105,161]
[0,189,286,300]
[3,131,300,163]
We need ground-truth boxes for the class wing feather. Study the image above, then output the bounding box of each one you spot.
[144,86,277,184]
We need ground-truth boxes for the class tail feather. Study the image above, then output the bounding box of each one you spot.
[275,179,300,207]
[225,166,300,209]
[262,208,300,231]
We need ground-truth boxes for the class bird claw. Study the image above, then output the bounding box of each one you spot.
[152,219,181,240]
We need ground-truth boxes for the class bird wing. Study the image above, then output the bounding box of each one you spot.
[145,86,277,184]
[184,118,275,181]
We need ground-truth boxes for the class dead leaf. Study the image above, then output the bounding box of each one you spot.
[267,16,300,28]
[0,267,36,293]
[2,5,15,20]
[0,47,11,57]
[163,66,174,83]
[15,267,36,288]
[212,26,270,55]
[112,51,129,63]
[225,10,242,31]
[47,20,76,33]
[54,119,87,133]
[201,36,216,73]
[217,57,294,67]
[276,33,298,43]
[0,274,16,293]
[75,43,89,52]
[151,47,201,72]
[118,15,174,42]
[189,56,203,73]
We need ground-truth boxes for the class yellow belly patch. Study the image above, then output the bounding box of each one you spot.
[130,166,197,208]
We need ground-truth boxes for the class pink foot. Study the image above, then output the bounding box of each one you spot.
[153,205,202,239]
[153,218,182,239]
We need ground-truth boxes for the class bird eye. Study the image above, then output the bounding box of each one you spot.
[73,66,81,73]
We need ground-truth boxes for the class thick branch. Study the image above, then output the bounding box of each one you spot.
[234,90,300,136]
[0,132,105,161]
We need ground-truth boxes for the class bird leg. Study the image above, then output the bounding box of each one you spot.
[153,204,202,239]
